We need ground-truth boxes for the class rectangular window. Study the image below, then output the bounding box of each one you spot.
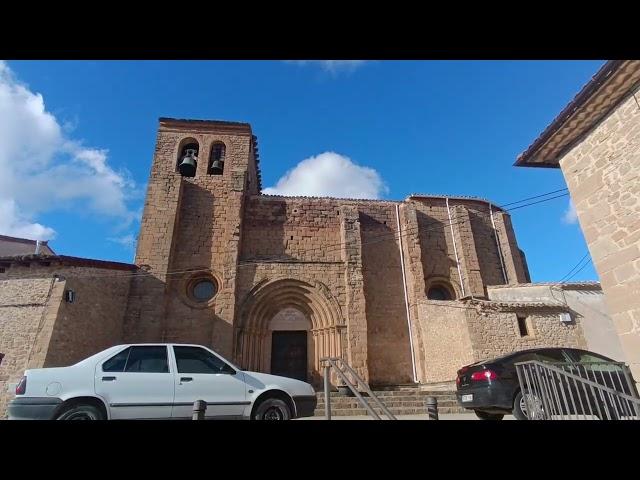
[102,347,131,372]
[124,346,169,373]
[173,346,234,374]
[517,315,529,337]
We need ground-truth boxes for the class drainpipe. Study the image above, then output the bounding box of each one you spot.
[446,198,466,297]
[395,204,418,383]
[489,203,508,284]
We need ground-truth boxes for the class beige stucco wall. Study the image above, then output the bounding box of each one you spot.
[558,84,640,379]
[564,289,627,362]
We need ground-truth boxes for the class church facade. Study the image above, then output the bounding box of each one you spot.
[124,118,581,387]
[3,117,615,416]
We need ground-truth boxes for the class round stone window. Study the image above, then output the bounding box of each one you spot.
[185,276,219,305]
[192,279,217,301]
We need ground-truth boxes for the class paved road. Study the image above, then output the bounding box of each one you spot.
[297,413,517,420]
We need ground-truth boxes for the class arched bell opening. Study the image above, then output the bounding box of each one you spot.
[176,138,199,177]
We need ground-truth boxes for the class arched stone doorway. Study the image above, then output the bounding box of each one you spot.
[234,278,346,387]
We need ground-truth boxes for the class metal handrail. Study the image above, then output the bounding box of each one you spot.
[515,360,640,420]
[320,357,397,420]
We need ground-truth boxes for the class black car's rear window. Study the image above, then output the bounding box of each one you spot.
[471,351,520,366]
[472,349,566,366]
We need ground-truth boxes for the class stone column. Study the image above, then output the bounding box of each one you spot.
[493,211,528,284]
[398,202,427,383]
[450,205,485,297]
[340,205,369,382]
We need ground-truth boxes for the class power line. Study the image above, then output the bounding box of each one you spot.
[498,188,568,208]
[503,192,569,212]
[558,252,590,282]
[564,257,593,282]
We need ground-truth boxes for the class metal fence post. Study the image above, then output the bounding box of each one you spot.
[192,400,207,420]
[324,364,332,420]
[426,396,438,420]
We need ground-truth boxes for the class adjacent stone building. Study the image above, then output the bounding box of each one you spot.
[0,255,135,416]
[0,114,627,416]
[516,60,640,379]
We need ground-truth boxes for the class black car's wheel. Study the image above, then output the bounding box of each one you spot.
[56,404,104,420]
[253,398,291,420]
[513,391,547,420]
[474,410,504,420]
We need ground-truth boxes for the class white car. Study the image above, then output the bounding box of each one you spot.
[8,343,317,420]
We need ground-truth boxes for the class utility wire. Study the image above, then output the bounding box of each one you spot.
[564,257,593,282]
[558,252,591,282]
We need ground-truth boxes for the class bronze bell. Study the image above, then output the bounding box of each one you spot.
[210,159,224,175]
[178,149,197,177]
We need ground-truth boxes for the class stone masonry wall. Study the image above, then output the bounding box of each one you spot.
[466,204,507,287]
[415,299,587,383]
[43,268,132,368]
[466,308,587,363]
[1,264,133,368]
[125,120,533,387]
[558,85,640,378]
[126,122,253,359]
[416,300,475,383]
[0,277,61,417]
[412,199,463,295]
[359,204,412,385]
[0,264,132,417]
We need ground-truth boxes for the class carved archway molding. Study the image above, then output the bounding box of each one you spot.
[234,277,346,383]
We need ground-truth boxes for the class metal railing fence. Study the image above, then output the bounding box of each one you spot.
[515,360,640,420]
[320,357,396,420]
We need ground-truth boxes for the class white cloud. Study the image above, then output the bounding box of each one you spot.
[0,199,56,240]
[0,60,139,242]
[289,60,367,74]
[108,234,136,250]
[262,151,388,199]
[562,200,579,224]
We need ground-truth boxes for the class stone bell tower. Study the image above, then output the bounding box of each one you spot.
[123,118,261,357]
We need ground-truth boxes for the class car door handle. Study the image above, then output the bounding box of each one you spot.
[102,376,117,381]
[180,377,193,383]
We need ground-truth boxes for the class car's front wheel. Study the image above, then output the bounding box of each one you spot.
[56,404,104,420]
[474,410,504,420]
[253,398,291,420]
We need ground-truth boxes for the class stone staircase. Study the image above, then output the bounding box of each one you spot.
[314,385,468,417]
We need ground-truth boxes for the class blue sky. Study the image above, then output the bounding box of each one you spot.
[0,60,603,282]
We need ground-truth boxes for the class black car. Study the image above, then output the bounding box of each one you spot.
[455,347,639,420]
